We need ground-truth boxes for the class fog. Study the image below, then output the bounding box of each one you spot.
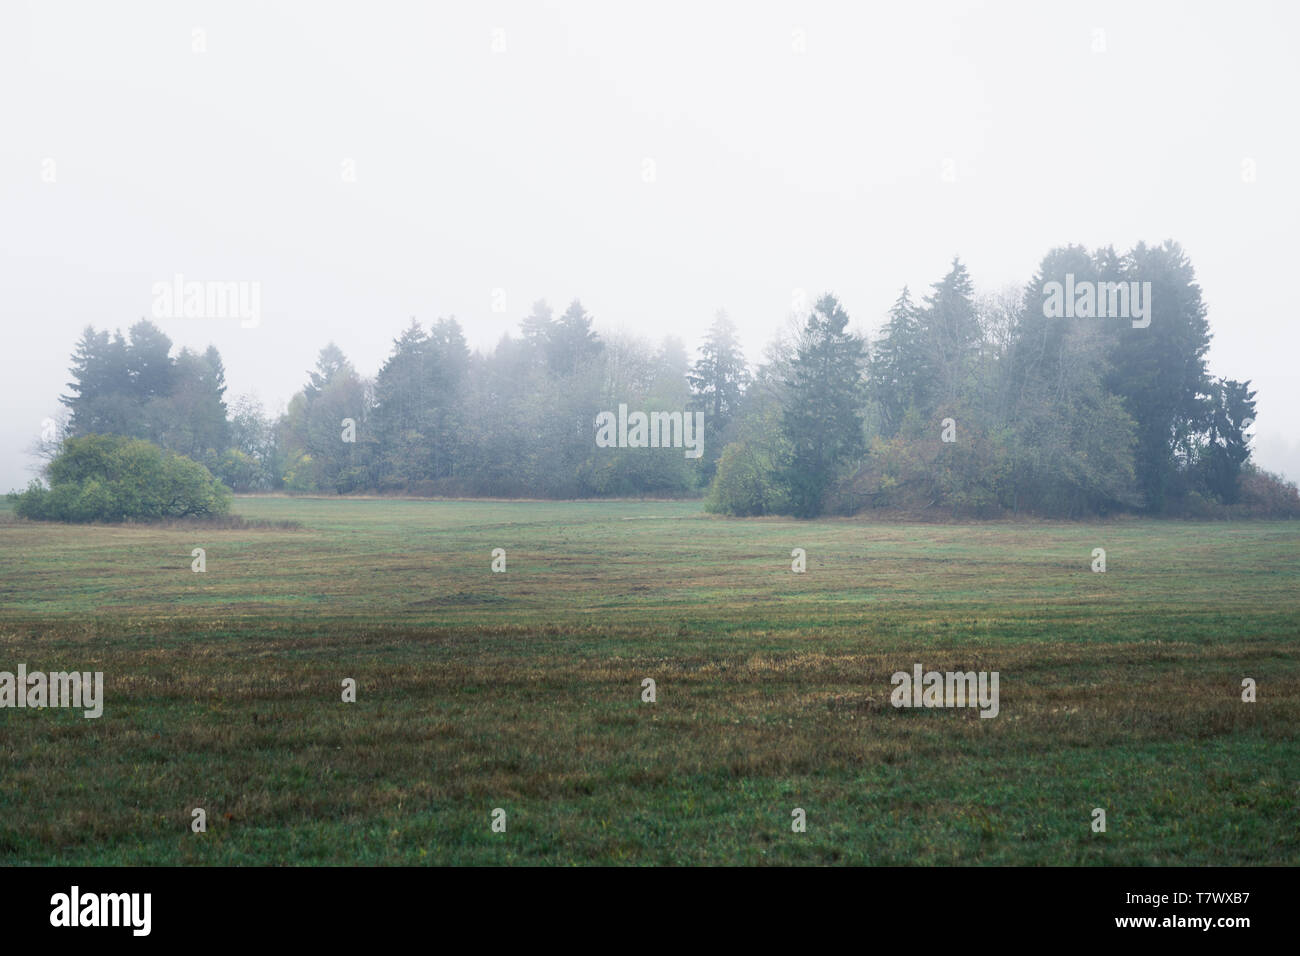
[2,0,1297,491]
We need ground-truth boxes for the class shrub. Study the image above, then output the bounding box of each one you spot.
[706,438,793,516]
[214,447,271,493]
[9,435,232,522]
[282,453,319,492]
[1235,465,1300,517]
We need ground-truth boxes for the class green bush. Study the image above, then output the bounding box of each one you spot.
[214,447,271,493]
[9,434,232,522]
[1225,466,1300,518]
[706,438,793,516]
[282,452,319,493]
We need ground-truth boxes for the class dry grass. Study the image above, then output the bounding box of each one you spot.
[0,497,1296,865]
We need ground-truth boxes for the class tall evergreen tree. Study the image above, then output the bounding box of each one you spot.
[1103,240,1212,511]
[371,319,431,482]
[918,257,979,410]
[519,299,555,367]
[688,310,750,477]
[547,299,602,375]
[125,320,175,403]
[869,287,927,437]
[158,345,231,460]
[425,317,470,480]
[304,343,353,401]
[1196,377,1256,504]
[62,327,134,437]
[780,293,868,517]
[281,344,368,492]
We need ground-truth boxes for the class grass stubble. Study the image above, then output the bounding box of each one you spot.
[0,497,1295,865]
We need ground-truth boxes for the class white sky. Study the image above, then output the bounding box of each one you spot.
[3,0,1298,490]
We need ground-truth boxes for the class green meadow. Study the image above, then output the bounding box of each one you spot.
[0,496,1296,865]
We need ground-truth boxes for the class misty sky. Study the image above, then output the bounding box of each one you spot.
[2,0,1298,492]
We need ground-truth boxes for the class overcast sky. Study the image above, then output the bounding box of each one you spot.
[2,0,1298,491]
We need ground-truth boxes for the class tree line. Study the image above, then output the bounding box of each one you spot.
[32,239,1299,520]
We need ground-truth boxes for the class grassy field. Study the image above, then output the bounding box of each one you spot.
[0,495,1296,865]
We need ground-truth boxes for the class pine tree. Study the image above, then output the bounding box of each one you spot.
[1197,377,1256,504]
[372,319,431,478]
[125,320,175,403]
[519,299,555,367]
[61,326,113,433]
[918,258,979,410]
[780,293,867,517]
[1104,240,1212,511]
[688,310,750,477]
[547,299,602,375]
[870,287,926,437]
[425,318,470,480]
[305,343,354,399]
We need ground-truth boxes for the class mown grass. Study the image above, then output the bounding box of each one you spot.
[0,496,1296,865]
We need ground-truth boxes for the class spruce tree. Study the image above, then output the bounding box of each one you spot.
[779,293,867,517]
